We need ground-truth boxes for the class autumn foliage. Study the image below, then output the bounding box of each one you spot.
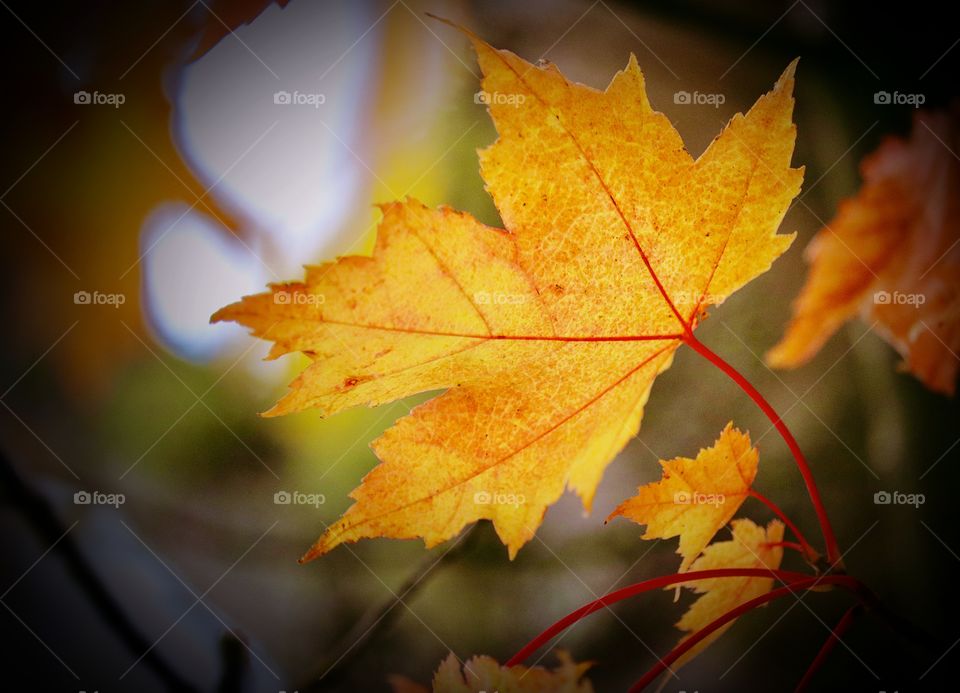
[214,21,952,693]
[769,105,960,395]
[214,31,800,562]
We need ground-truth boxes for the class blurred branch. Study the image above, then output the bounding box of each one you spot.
[0,446,200,693]
[217,632,248,693]
[300,525,481,691]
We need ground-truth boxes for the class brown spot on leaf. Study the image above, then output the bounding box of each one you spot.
[339,374,374,392]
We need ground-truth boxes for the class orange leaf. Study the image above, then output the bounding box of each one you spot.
[213,30,802,560]
[672,518,784,671]
[608,423,759,572]
[768,105,960,395]
[390,651,593,693]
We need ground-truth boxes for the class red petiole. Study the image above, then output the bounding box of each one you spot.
[795,604,861,692]
[683,333,842,567]
[748,488,820,564]
[505,568,859,667]
[504,330,865,687]
[628,576,864,692]
[764,540,806,554]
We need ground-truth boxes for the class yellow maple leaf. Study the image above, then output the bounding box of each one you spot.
[389,651,593,693]
[608,423,759,572]
[672,518,784,671]
[213,30,802,560]
[768,106,960,395]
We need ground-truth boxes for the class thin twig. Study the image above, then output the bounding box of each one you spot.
[748,488,820,564]
[795,604,860,691]
[684,333,842,566]
[629,576,857,692]
[0,446,200,692]
[217,632,248,693]
[300,525,481,690]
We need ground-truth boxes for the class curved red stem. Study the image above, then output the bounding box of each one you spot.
[628,576,862,692]
[766,540,805,553]
[748,488,819,562]
[795,604,860,692]
[684,334,841,566]
[506,567,830,667]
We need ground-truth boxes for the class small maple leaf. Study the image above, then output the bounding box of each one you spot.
[672,518,784,670]
[608,423,759,572]
[768,105,960,395]
[214,29,802,560]
[389,651,593,693]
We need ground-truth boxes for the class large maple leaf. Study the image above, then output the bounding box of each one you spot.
[213,31,802,560]
[768,105,960,395]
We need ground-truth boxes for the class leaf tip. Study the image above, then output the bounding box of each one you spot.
[299,539,328,564]
[605,501,630,525]
[209,302,235,325]
[423,11,453,27]
[425,13,481,43]
[776,57,800,91]
[259,404,283,418]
